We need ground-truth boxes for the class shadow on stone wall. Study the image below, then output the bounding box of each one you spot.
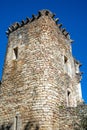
[0,121,39,130]
[24,121,39,130]
[0,123,12,130]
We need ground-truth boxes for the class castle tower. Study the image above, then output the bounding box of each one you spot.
[0,10,83,130]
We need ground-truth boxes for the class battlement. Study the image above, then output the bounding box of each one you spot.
[74,58,82,67]
[6,9,73,43]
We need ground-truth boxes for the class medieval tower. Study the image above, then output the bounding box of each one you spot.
[0,10,85,130]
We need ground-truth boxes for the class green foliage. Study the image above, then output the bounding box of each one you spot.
[59,105,64,109]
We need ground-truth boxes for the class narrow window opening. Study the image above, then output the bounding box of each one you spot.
[67,90,71,106]
[64,56,68,73]
[64,56,72,77]
[13,47,18,60]
[16,116,18,130]
[67,91,70,96]
[14,115,18,130]
[64,56,68,63]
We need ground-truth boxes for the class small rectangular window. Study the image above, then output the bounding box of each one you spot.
[64,56,72,77]
[13,47,18,60]
[64,56,68,72]
[67,90,71,107]
[64,56,68,63]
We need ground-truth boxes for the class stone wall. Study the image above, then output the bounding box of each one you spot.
[0,10,84,130]
[59,105,87,130]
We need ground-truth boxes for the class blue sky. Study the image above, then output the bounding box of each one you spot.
[0,0,87,103]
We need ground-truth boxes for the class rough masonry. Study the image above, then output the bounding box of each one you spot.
[0,9,86,130]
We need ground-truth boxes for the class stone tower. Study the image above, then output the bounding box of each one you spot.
[0,10,83,130]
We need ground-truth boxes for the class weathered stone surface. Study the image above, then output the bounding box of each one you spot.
[59,105,87,130]
[0,9,85,130]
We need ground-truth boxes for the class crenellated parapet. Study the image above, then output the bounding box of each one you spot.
[6,10,54,36]
[6,10,73,43]
[75,72,83,83]
[74,58,82,67]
